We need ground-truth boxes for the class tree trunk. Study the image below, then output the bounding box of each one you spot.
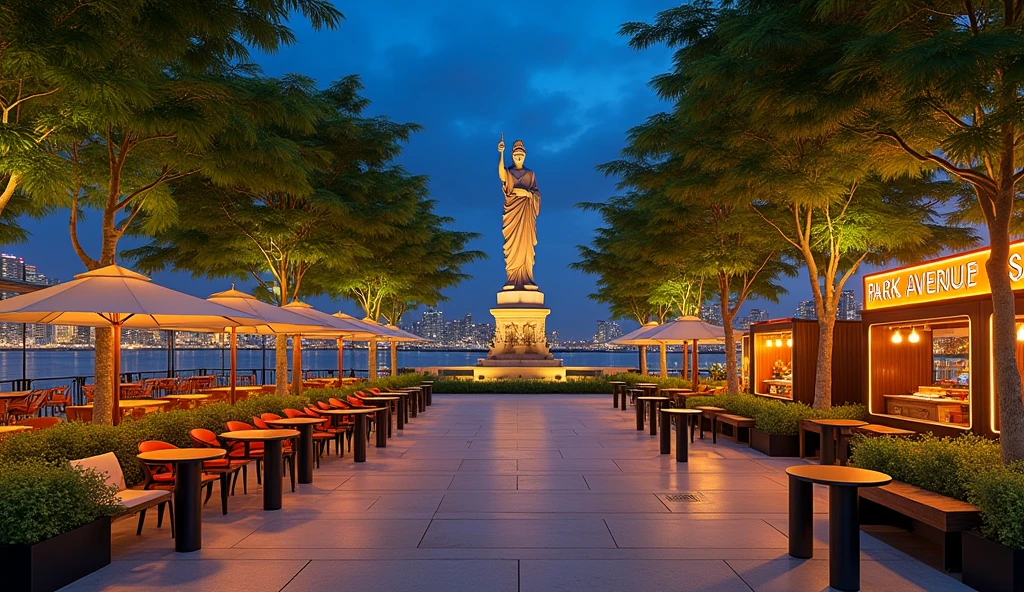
[368,338,377,379]
[275,335,288,395]
[721,284,740,393]
[681,343,688,381]
[92,327,113,425]
[812,316,836,409]
[639,345,648,375]
[391,342,398,377]
[291,337,303,395]
[659,344,667,378]
[987,213,1024,462]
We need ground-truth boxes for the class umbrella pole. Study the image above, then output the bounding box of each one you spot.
[691,339,699,389]
[659,344,667,379]
[230,327,237,404]
[391,341,398,377]
[682,344,688,382]
[112,322,122,426]
[342,337,350,385]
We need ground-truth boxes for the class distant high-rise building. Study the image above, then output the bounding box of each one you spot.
[701,303,723,326]
[737,308,771,330]
[594,320,622,344]
[837,290,859,320]
[420,308,444,341]
[795,300,817,320]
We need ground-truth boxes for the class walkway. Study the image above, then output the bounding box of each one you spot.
[67,395,969,591]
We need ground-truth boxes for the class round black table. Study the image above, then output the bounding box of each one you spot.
[659,408,703,462]
[360,396,400,444]
[219,429,299,510]
[609,381,626,409]
[809,419,868,465]
[136,448,225,552]
[635,383,659,398]
[786,465,892,592]
[421,381,433,406]
[380,391,412,428]
[637,396,670,436]
[628,389,645,429]
[319,408,382,462]
[265,417,324,484]
[398,387,422,418]
[696,406,725,443]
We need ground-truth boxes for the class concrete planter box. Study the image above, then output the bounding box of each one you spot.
[750,428,800,457]
[0,517,111,592]
[962,530,1024,592]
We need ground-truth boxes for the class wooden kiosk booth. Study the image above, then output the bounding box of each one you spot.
[861,240,1024,438]
[747,318,863,406]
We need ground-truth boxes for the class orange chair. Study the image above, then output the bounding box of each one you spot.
[304,406,352,453]
[65,405,93,422]
[224,421,295,492]
[42,386,72,416]
[190,428,251,495]
[137,441,217,512]
[81,384,95,403]
[7,390,47,422]
[15,416,61,431]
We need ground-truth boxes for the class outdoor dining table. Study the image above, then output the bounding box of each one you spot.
[162,394,211,410]
[609,381,626,409]
[318,408,382,462]
[379,391,411,429]
[0,391,31,423]
[659,408,702,461]
[660,387,695,407]
[218,429,299,510]
[136,447,226,552]
[637,396,670,436]
[635,383,659,398]
[360,396,400,440]
[809,419,868,465]
[696,406,726,443]
[402,386,426,414]
[397,387,423,418]
[0,425,32,436]
[786,465,892,591]
[202,385,264,403]
[265,417,325,484]
[78,399,170,417]
[421,381,433,406]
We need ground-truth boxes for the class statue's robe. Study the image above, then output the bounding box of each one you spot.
[501,166,540,289]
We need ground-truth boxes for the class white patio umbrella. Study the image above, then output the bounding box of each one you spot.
[0,266,259,423]
[330,312,395,380]
[610,321,662,376]
[376,321,426,377]
[629,316,728,386]
[281,302,392,392]
[164,288,331,402]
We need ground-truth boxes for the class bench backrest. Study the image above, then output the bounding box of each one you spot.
[70,452,126,490]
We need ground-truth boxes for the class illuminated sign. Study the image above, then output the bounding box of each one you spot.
[864,240,1024,310]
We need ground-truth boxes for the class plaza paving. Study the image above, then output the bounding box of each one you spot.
[66,395,969,591]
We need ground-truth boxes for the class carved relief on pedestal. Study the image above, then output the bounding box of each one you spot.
[488,315,552,360]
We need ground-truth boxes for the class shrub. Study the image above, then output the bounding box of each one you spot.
[0,460,121,545]
[850,433,1003,502]
[971,467,1024,549]
[428,373,723,395]
[684,394,865,435]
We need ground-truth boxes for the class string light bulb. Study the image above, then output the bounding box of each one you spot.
[1017,324,1024,342]
[765,338,773,347]
[775,338,782,347]
[891,329,903,344]
[786,338,793,347]
[908,327,920,343]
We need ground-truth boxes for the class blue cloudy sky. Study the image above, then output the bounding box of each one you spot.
[11,0,879,339]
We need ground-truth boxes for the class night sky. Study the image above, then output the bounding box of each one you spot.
[10,1,884,339]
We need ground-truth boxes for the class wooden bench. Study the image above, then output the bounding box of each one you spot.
[859,480,982,572]
[716,414,755,444]
[801,421,910,463]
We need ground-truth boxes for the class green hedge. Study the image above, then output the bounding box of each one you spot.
[430,373,721,394]
[684,394,865,435]
[0,374,427,485]
[850,433,1024,549]
[0,460,121,545]
[303,373,428,402]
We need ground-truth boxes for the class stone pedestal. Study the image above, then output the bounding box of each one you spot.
[485,290,554,361]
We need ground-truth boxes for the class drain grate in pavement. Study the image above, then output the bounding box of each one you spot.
[664,493,703,503]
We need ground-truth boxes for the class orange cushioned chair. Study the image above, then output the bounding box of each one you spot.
[190,428,252,495]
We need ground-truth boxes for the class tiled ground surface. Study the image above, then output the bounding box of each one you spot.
[64,395,970,591]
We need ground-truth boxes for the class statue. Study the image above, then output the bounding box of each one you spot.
[497,135,540,290]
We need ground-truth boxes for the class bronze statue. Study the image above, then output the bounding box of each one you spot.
[497,135,540,290]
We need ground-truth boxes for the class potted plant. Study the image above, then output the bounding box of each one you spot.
[963,469,1024,592]
[749,400,803,457]
[0,460,121,592]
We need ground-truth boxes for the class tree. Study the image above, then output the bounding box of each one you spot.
[818,0,1024,461]
[623,1,975,406]
[599,110,795,392]
[41,0,344,424]
[573,195,694,376]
